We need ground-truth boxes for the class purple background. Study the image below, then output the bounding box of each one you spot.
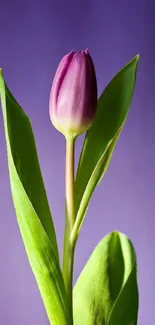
[0,0,154,324]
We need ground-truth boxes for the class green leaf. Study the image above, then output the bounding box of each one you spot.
[0,70,71,325]
[73,231,139,325]
[72,56,139,242]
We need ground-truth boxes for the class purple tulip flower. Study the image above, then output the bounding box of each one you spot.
[49,49,98,138]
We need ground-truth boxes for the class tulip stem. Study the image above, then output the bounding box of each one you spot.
[65,138,75,229]
[62,137,75,322]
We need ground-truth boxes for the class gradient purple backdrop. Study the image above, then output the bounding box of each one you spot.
[0,0,154,324]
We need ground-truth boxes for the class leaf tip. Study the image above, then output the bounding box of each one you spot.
[132,54,140,69]
[112,230,120,235]
[135,54,140,64]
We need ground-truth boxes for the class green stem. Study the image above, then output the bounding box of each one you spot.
[62,137,75,322]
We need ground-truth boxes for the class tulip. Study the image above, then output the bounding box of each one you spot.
[49,49,97,138]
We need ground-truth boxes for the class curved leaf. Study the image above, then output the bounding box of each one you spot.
[0,70,71,325]
[73,231,138,325]
[72,56,139,241]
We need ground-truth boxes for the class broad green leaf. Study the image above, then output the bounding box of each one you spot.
[73,231,138,325]
[72,56,139,241]
[0,70,71,325]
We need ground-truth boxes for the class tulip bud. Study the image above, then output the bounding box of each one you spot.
[49,49,97,138]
